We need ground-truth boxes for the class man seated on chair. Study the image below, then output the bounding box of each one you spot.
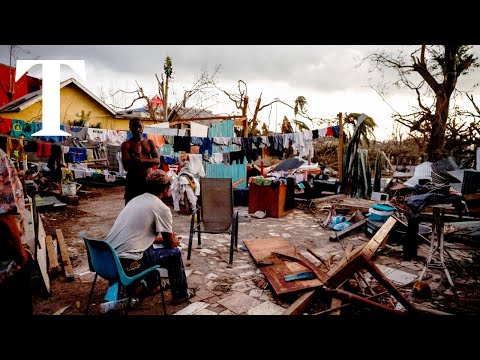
[105,169,192,304]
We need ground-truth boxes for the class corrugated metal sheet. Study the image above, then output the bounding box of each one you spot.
[431,157,459,173]
[208,119,234,138]
[208,119,237,154]
[205,156,247,189]
[274,157,305,172]
[413,161,432,177]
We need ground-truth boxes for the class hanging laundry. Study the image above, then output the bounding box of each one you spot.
[65,125,89,140]
[331,125,340,138]
[9,119,25,138]
[173,136,191,152]
[146,133,165,148]
[87,128,108,143]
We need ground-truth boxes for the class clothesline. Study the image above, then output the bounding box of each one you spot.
[0,117,340,143]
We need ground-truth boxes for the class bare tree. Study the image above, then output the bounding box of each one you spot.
[218,81,324,136]
[363,45,479,162]
[109,56,221,122]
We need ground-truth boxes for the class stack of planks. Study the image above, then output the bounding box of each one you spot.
[44,228,74,281]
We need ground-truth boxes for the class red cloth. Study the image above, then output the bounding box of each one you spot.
[0,117,12,134]
[325,126,333,137]
[37,142,51,157]
[151,95,164,107]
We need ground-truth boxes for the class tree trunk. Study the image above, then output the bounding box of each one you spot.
[163,77,169,122]
[249,95,262,136]
[428,92,449,162]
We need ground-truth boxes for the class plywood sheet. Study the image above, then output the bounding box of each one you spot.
[244,238,323,295]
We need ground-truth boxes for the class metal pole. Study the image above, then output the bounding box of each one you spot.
[337,112,343,183]
[274,98,279,133]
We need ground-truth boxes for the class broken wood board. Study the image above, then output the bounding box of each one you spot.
[328,241,355,315]
[311,194,346,206]
[329,297,343,315]
[345,243,354,255]
[362,216,397,259]
[326,217,397,287]
[244,238,324,295]
[55,229,74,281]
[35,217,50,295]
[325,240,416,314]
[306,247,330,270]
[45,235,61,275]
[329,219,366,241]
[272,250,329,283]
[333,197,377,212]
[282,290,318,315]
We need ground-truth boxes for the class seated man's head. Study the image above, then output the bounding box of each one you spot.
[145,169,171,197]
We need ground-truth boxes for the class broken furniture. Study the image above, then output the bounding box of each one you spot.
[418,204,455,287]
[249,181,294,218]
[81,233,167,315]
[187,178,239,266]
[248,216,417,315]
[243,237,326,295]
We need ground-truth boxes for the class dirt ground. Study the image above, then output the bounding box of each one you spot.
[31,184,480,316]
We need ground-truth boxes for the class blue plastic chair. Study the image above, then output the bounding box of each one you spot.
[80,233,167,315]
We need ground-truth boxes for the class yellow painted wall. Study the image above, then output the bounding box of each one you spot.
[0,83,163,131]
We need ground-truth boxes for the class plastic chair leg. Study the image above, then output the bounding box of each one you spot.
[85,273,98,315]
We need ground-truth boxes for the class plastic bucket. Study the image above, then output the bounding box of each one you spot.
[393,224,432,243]
[61,182,81,196]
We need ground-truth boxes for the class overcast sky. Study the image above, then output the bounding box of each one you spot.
[2,45,480,141]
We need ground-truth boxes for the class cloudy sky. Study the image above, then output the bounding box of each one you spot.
[1,45,479,140]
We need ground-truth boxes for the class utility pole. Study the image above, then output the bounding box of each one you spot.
[274,98,279,134]
[337,112,343,183]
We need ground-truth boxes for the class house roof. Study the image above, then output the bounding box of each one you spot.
[0,78,117,116]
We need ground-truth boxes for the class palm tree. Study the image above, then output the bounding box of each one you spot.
[294,96,307,117]
[343,112,377,146]
[293,96,308,132]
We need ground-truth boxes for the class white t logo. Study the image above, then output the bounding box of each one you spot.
[15,60,86,137]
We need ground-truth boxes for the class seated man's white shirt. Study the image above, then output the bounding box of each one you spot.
[105,193,172,260]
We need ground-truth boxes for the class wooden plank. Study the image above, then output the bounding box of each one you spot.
[361,216,397,260]
[329,297,343,315]
[360,255,416,313]
[329,219,366,241]
[464,193,480,201]
[45,235,61,275]
[326,244,365,288]
[232,178,245,188]
[335,288,407,316]
[55,229,74,281]
[332,197,377,212]
[244,238,323,295]
[272,250,329,283]
[345,243,354,255]
[306,247,330,270]
[311,194,346,205]
[36,217,50,294]
[282,290,318,315]
[244,237,296,264]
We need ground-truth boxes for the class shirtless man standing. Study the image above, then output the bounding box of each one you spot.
[121,118,160,205]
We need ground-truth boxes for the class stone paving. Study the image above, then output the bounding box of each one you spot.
[38,186,479,316]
